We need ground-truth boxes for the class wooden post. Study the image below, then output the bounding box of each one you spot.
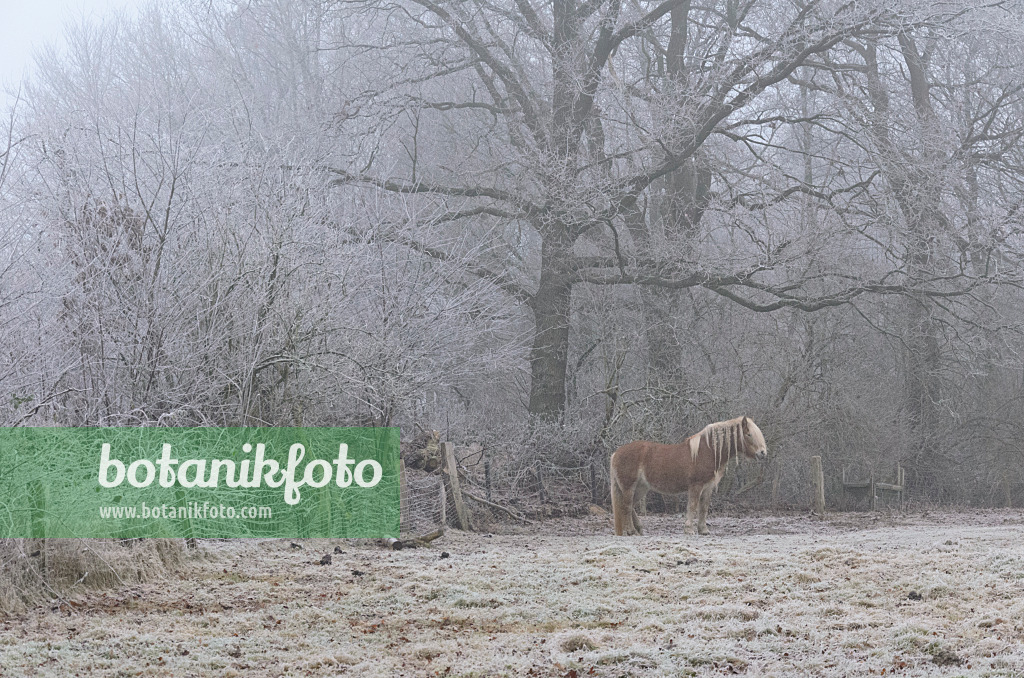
[439,479,447,527]
[28,480,48,575]
[175,489,197,549]
[441,442,471,531]
[29,480,46,538]
[399,459,407,535]
[810,455,825,516]
[28,480,47,574]
[484,456,492,501]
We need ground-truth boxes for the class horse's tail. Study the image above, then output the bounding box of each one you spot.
[610,452,626,536]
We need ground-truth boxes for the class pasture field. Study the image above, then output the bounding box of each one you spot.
[1,510,1023,677]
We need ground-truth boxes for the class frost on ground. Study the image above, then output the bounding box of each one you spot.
[1,510,1023,677]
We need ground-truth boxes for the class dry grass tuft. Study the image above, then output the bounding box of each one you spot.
[0,538,184,614]
[560,633,597,652]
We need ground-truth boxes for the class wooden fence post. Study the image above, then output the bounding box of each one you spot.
[29,480,46,538]
[174,489,197,549]
[439,479,447,527]
[770,468,781,509]
[810,455,826,516]
[398,458,407,535]
[484,456,492,501]
[441,442,472,531]
[29,480,48,575]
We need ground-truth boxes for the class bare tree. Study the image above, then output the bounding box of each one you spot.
[329,0,1012,422]
[3,0,1024,506]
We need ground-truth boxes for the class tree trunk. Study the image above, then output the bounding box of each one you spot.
[528,234,573,420]
[862,36,946,492]
[633,1,709,405]
[896,34,946,491]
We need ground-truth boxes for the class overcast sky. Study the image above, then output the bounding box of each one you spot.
[1,0,135,107]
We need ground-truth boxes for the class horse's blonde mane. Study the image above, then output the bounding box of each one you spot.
[690,416,750,469]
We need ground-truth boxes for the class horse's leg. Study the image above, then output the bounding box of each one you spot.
[620,486,638,535]
[632,485,648,535]
[611,484,624,536]
[684,485,700,535]
[697,483,715,535]
[611,468,627,536]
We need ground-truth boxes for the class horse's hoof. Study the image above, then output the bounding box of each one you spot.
[698,528,710,536]
[684,527,696,536]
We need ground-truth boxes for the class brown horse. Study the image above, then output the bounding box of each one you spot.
[610,416,768,536]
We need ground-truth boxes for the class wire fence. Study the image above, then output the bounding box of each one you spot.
[399,474,447,537]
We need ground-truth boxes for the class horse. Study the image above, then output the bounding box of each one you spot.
[610,416,768,536]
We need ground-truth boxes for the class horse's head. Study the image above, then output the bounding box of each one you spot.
[741,417,768,461]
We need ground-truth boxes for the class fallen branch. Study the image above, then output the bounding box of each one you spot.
[383,528,445,550]
[410,528,445,546]
[463,489,532,523]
